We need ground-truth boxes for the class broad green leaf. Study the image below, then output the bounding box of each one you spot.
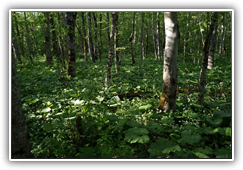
[148,138,181,158]
[76,147,95,158]
[181,130,201,145]
[213,111,231,118]
[42,107,51,113]
[215,148,231,158]
[124,127,150,144]
[206,116,222,126]
[43,123,53,132]
[72,99,85,106]
[194,152,210,158]
[96,95,105,102]
[139,104,152,111]
[161,116,175,124]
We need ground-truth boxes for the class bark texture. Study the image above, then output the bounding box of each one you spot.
[87,12,95,63]
[44,12,52,66]
[81,12,88,69]
[12,20,22,64]
[158,12,179,112]
[113,12,120,73]
[105,12,117,86]
[66,12,77,78]
[139,12,144,69]
[197,12,217,105]
[207,12,218,69]
[24,12,33,62]
[11,54,32,158]
[50,12,62,79]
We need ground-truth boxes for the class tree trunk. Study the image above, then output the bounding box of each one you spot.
[219,13,226,58]
[11,53,32,158]
[66,12,77,78]
[197,12,217,105]
[105,12,116,86]
[114,12,120,73]
[24,12,33,62]
[13,12,25,58]
[139,12,144,69]
[87,12,95,63]
[152,12,158,60]
[50,12,62,79]
[12,21,22,64]
[81,12,88,69]
[44,12,52,66]
[158,12,179,112]
[99,13,102,61]
[145,14,149,59]
[57,12,65,68]
[92,13,98,61]
[130,12,136,65]
[207,12,218,69]
[156,12,161,59]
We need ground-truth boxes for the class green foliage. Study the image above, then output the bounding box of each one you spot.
[15,11,231,159]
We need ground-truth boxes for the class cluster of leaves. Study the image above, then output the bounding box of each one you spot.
[17,54,231,159]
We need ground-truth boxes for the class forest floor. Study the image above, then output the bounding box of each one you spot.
[17,53,232,159]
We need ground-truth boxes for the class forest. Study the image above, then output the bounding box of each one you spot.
[11,11,232,159]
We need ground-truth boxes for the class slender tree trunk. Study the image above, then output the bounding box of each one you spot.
[219,13,226,58]
[145,14,149,59]
[57,12,65,68]
[114,12,120,73]
[139,12,144,69]
[99,13,102,61]
[197,12,217,105]
[50,12,62,79]
[152,12,158,60]
[81,12,88,69]
[105,12,115,86]
[134,14,137,59]
[156,12,161,59]
[13,12,25,58]
[12,21,22,64]
[11,54,32,158]
[130,12,136,65]
[207,12,218,69]
[87,12,95,63]
[44,12,52,66]
[62,12,69,65]
[92,12,98,61]
[158,12,179,112]
[66,12,77,78]
[24,12,33,62]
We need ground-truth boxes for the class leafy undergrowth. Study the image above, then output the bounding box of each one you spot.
[17,54,232,159]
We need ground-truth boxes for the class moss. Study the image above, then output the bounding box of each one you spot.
[158,93,169,111]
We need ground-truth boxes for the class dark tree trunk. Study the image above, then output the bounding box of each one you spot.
[114,12,120,73]
[130,12,136,65]
[152,12,158,60]
[87,12,95,63]
[11,54,32,158]
[12,19,22,64]
[81,12,88,69]
[44,12,52,66]
[92,13,98,61]
[197,12,217,105]
[50,12,62,79]
[57,12,65,68]
[207,12,218,69]
[105,12,116,86]
[24,12,33,62]
[66,12,77,78]
[99,13,102,61]
[139,12,144,69]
